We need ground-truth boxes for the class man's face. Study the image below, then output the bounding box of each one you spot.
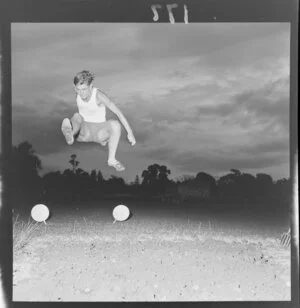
[74,83,93,100]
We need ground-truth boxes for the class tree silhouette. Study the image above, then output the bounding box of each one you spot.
[141,164,171,195]
[90,170,97,182]
[256,173,273,184]
[176,175,195,184]
[217,169,242,202]
[273,178,291,206]
[41,171,64,202]
[62,169,74,177]
[215,169,281,206]
[69,154,79,173]
[230,169,241,176]
[195,172,217,196]
[75,167,86,176]
[237,172,256,203]
[11,141,43,204]
[141,164,160,185]
[12,141,42,174]
[106,175,126,194]
[255,173,273,202]
[142,164,171,185]
[97,170,104,183]
[13,143,290,209]
[169,172,216,203]
[157,165,171,181]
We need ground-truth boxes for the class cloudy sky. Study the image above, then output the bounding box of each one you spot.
[11,23,290,183]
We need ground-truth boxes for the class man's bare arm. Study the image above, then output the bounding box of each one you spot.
[97,90,136,145]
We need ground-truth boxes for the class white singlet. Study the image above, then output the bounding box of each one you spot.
[76,87,106,123]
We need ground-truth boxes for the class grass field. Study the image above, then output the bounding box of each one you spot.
[13,200,291,301]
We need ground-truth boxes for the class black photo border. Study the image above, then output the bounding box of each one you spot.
[0,0,298,308]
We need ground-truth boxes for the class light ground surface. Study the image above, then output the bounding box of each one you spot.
[13,202,291,301]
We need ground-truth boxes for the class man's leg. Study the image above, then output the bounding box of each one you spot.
[97,120,124,171]
[61,113,83,145]
[70,113,84,135]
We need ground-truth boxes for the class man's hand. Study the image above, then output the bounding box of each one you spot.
[127,132,136,146]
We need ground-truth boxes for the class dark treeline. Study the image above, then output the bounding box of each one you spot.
[8,142,291,211]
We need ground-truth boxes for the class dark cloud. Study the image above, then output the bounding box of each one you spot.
[12,101,75,155]
[170,70,189,80]
[11,24,105,53]
[195,101,237,118]
[129,129,151,146]
[142,145,175,161]
[12,104,36,116]
[169,151,287,175]
[239,139,289,155]
[131,24,289,60]
[12,24,139,70]
[233,77,289,129]
[117,113,152,146]
[137,141,288,177]
[51,100,77,117]
[12,23,289,63]
[192,76,289,131]
[126,93,193,128]
[117,94,186,145]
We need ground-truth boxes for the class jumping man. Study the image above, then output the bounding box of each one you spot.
[61,70,136,171]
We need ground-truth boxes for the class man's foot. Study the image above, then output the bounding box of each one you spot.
[108,160,125,172]
[100,140,108,146]
[61,118,74,145]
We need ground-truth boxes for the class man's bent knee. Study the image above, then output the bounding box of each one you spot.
[77,129,91,142]
[72,113,84,123]
[97,129,109,143]
[109,120,121,133]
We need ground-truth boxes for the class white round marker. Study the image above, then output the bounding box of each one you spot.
[112,204,130,222]
[31,204,50,223]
